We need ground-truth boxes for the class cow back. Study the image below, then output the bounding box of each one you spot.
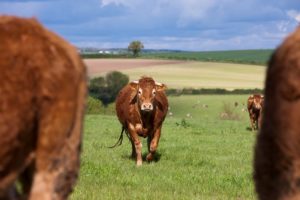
[0,16,86,197]
[254,26,300,199]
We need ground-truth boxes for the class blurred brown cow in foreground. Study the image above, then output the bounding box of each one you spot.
[247,94,264,131]
[0,16,86,200]
[113,76,168,166]
[254,27,300,199]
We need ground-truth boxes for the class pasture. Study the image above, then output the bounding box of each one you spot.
[84,59,266,90]
[71,95,257,200]
[141,49,273,65]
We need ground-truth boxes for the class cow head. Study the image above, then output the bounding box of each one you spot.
[130,77,167,112]
[251,94,264,110]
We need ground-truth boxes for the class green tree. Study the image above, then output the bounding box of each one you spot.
[89,76,105,95]
[128,40,144,57]
[89,71,129,106]
[105,71,129,103]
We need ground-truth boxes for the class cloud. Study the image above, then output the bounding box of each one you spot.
[175,0,217,27]
[1,0,299,50]
[287,10,300,22]
[100,0,139,8]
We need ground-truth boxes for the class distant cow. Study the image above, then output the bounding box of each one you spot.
[113,77,168,166]
[247,94,264,131]
[0,16,86,200]
[254,27,300,199]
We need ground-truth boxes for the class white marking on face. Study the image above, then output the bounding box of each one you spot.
[152,88,156,96]
[138,88,142,96]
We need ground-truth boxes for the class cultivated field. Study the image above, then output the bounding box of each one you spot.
[84,59,266,90]
[71,95,257,200]
[84,59,187,77]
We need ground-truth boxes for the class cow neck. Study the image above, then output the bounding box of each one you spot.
[140,110,154,128]
[134,100,144,126]
[133,92,155,128]
[251,105,260,112]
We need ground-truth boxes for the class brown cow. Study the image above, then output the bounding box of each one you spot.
[247,94,264,131]
[113,76,168,166]
[0,16,86,200]
[254,27,300,199]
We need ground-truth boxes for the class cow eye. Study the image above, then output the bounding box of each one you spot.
[152,90,156,95]
[138,88,142,95]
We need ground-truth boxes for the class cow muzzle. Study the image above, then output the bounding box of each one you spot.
[254,104,261,110]
[141,103,153,111]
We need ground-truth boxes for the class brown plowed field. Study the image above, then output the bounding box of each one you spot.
[84,58,188,77]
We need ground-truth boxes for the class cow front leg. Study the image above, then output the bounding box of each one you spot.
[249,114,255,131]
[128,123,143,166]
[146,127,161,162]
[129,139,136,159]
[255,119,259,130]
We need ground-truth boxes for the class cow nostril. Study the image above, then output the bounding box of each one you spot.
[142,104,153,110]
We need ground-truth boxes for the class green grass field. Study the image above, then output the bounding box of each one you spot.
[71,95,257,200]
[141,49,273,65]
[116,62,265,90]
[82,49,273,66]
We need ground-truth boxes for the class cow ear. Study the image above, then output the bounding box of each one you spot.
[129,81,139,104]
[247,95,254,109]
[155,82,167,91]
[129,80,139,90]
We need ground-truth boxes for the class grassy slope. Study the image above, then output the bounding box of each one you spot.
[71,95,257,200]
[141,49,273,65]
[117,62,266,90]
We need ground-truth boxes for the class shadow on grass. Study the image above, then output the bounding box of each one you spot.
[121,152,162,163]
[246,127,253,131]
[246,127,261,133]
[142,152,162,163]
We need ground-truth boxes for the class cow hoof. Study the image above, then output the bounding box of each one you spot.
[146,153,153,162]
[136,160,142,166]
[131,153,136,159]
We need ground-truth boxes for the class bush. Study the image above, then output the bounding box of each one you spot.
[86,96,103,114]
[89,71,129,106]
[86,96,116,115]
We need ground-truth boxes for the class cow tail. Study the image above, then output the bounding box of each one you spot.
[108,127,125,148]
